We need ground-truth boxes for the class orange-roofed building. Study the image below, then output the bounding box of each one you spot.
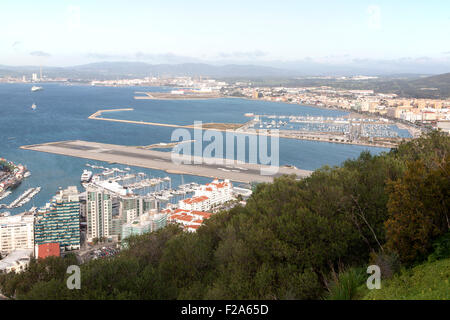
[37,243,61,259]
[191,211,212,220]
[167,208,213,232]
[161,208,174,215]
[179,195,210,211]
[174,208,190,214]
[168,214,182,222]
[192,179,233,209]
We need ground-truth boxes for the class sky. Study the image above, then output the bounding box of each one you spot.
[1,0,450,70]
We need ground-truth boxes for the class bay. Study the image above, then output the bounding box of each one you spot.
[0,83,388,214]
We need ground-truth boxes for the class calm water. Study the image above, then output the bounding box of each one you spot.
[0,83,388,214]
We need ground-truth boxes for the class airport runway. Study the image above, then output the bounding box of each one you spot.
[20,140,313,184]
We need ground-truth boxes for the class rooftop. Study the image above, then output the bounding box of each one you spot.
[0,249,33,270]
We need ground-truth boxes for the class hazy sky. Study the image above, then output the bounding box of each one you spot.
[1,0,450,66]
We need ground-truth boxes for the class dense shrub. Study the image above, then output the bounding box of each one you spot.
[428,232,450,262]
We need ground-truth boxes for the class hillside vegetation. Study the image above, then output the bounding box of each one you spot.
[0,132,448,300]
[362,258,450,300]
[248,73,450,99]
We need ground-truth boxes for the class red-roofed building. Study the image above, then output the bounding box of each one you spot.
[37,243,61,259]
[179,195,210,211]
[178,179,233,212]
[192,179,233,209]
[167,208,213,232]
[177,215,194,223]
[191,211,212,220]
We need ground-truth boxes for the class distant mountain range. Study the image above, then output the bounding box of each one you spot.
[1,60,449,79]
[0,62,298,79]
[1,62,450,98]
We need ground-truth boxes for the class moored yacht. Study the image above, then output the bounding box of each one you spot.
[81,170,93,183]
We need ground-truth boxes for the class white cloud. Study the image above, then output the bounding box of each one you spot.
[217,50,267,59]
[30,51,51,57]
[67,5,81,31]
[367,5,381,30]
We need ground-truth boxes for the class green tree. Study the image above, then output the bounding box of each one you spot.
[385,158,450,264]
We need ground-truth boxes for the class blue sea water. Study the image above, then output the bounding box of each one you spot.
[0,83,389,214]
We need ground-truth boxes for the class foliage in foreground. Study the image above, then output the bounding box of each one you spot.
[0,132,448,300]
[325,268,366,300]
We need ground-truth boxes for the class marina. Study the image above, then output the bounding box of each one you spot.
[90,107,407,147]
[0,83,389,214]
[249,114,412,139]
[0,191,11,201]
[0,187,41,209]
[84,168,200,208]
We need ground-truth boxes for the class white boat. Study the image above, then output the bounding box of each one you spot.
[31,86,43,92]
[81,170,93,183]
[0,191,12,201]
[31,103,37,110]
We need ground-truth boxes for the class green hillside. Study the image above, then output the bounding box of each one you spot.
[362,258,450,300]
[247,72,450,99]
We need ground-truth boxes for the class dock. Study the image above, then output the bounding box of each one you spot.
[88,108,399,148]
[134,92,222,100]
[89,108,243,131]
[88,108,134,119]
[20,140,312,184]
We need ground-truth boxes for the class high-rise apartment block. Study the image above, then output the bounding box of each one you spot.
[0,212,34,255]
[34,186,81,252]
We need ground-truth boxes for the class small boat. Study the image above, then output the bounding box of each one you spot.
[31,86,43,92]
[31,103,37,110]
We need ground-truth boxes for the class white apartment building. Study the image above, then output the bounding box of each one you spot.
[86,185,113,242]
[193,179,233,207]
[0,213,34,255]
[178,179,233,211]
[179,195,211,211]
[86,181,157,243]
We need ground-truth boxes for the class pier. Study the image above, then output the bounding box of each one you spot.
[88,108,401,148]
[0,187,41,209]
[88,108,134,119]
[134,92,222,100]
[20,140,312,184]
[89,108,243,131]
